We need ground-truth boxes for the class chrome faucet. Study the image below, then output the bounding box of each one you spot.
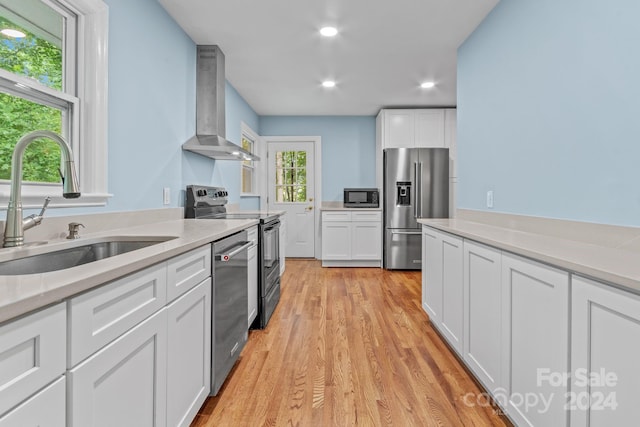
[3,130,81,248]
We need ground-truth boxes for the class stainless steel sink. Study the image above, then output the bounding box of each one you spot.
[0,236,177,275]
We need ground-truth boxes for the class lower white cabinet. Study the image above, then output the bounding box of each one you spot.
[571,276,640,426]
[421,226,463,355]
[0,302,66,417]
[501,253,569,427]
[322,211,382,267]
[167,279,212,427]
[0,377,65,427]
[248,226,259,326]
[279,214,286,275]
[463,240,503,395]
[68,308,168,427]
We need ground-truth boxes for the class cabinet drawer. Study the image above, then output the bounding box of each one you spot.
[322,211,351,222]
[68,262,167,367]
[351,211,382,222]
[167,245,211,302]
[0,303,65,417]
[247,226,258,246]
[0,376,65,426]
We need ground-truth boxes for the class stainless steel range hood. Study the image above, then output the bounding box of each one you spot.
[182,45,259,161]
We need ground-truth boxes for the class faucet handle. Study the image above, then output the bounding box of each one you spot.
[38,197,51,217]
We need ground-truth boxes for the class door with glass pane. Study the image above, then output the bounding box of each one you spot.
[267,141,315,258]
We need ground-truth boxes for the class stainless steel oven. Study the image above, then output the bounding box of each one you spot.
[185,185,282,331]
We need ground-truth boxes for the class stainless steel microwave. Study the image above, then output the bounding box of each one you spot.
[343,188,379,208]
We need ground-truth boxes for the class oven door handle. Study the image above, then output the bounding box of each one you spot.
[263,225,280,233]
[215,241,252,261]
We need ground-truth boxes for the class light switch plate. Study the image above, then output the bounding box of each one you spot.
[163,187,171,205]
[486,190,494,208]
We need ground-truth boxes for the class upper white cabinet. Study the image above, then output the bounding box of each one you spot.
[501,253,570,427]
[463,240,503,395]
[376,108,457,215]
[571,276,640,426]
[380,109,445,148]
[321,211,382,267]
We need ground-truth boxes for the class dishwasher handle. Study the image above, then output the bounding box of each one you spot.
[215,241,252,262]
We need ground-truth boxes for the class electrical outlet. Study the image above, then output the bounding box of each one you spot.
[163,187,171,205]
[486,190,494,208]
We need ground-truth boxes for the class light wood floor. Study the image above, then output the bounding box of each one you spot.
[192,260,510,427]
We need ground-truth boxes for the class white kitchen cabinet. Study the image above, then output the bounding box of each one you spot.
[322,211,382,267]
[68,262,167,367]
[415,109,445,148]
[0,302,65,417]
[463,240,503,394]
[422,226,464,355]
[501,253,570,427]
[167,279,211,427]
[0,377,65,427]
[380,109,446,149]
[248,225,258,326]
[167,244,211,302]
[68,308,168,427]
[279,214,286,275]
[571,276,640,426]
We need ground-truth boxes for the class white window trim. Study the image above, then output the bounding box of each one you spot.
[240,121,261,197]
[0,0,110,210]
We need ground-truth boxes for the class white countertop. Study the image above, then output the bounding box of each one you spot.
[0,219,257,324]
[419,218,640,296]
[320,202,381,211]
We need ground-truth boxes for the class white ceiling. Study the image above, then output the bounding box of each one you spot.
[157,0,499,116]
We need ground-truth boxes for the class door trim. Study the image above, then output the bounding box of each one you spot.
[262,136,322,259]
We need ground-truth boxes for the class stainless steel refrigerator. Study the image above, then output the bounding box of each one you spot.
[383,148,449,269]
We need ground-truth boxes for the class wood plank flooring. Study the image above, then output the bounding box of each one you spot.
[192,260,511,427]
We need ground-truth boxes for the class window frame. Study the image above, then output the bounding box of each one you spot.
[240,122,260,197]
[0,0,109,209]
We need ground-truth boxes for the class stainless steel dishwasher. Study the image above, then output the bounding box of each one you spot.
[212,230,251,395]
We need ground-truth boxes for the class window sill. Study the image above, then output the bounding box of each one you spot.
[240,193,260,198]
[0,187,112,210]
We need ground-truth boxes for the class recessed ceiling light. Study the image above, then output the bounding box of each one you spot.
[320,27,338,37]
[1,28,26,38]
[421,81,435,89]
[322,80,336,88]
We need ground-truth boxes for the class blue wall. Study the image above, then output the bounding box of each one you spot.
[259,116,376,201]
[457,0,640,226]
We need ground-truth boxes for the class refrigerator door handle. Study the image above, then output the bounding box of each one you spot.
[414,162,420,218]
[415,162,422,218]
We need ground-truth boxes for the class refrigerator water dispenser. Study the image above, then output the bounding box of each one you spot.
[396,181,411,206]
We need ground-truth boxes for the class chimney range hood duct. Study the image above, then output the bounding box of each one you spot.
[182,45,259,161]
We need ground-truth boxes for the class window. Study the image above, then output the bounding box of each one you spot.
[275,150,307,202]
[240,122,259,196]
[0,0,108,208]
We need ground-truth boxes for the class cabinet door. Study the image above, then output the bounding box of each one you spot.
[463,240,502,394]
[571,276,640,426]
[167,245,211,302]
[322,222,351,260]
[248,244,258,326]
[0,377,65,427]
[422,227,442,323]
[444,109,457,176]
[351,221,382,260]
[68,262,167,367]
[414,109,445,148]
[502,254,569,426]
[0,303,65,416]
[167,279,211,427]
[68,309,167,427]
[384,110,414,148]
[439,232,464,355]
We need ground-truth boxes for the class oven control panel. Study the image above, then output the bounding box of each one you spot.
[186,185,228,208]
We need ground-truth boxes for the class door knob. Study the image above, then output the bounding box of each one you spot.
[305,206,313,211]
[309,198,314,202]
